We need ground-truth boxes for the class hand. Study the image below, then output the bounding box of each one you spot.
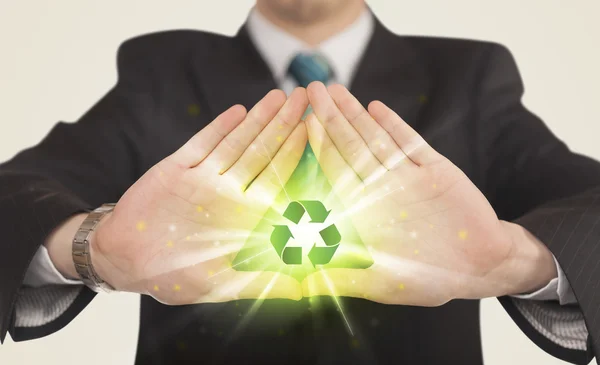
[301,82,557,306]
[91,88,309,304]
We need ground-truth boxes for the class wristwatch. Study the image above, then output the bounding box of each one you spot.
[72,203,116,292]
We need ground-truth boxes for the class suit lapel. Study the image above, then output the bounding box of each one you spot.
[349,16,431,131]
[191,25,278,119]
[192,16,431,132]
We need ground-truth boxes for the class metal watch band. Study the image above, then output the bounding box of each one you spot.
[72,203,116,292]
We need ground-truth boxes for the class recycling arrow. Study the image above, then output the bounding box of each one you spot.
[307,224,341,266]
[270,225,302,265]
[298,200,330,223]
[282,201,305,224]
[270,200,341,266]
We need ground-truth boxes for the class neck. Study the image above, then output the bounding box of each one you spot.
[255,2,366,46]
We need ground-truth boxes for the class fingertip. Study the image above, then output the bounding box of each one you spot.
[367,100,385,114]
[292,86,307,97]
[291,87,309,107]
[306,81,325,95]
[266,88,287,105]
[289,283,304,301]
[229,104,247,118]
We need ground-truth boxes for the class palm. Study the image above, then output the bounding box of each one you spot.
[95,89,309,304]
[302,83,512,305]
[343,157,511,304]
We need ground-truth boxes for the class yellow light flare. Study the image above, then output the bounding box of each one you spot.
[173,284,181,292]
[399,211,408,220]
[276,135,283,142]
[432,183,437,189]
[196,205,204,212]
[235,205,243,213]
[414,249,420,255]
[185,236,191,241]
[153,285,160,292]
[398,283,405,290]
[187,104,200,116]
[458,230,468,240]
[166,240,174,248]
[208,270,215,277]
[136,221,146,232]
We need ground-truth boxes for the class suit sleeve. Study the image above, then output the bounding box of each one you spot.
[0,39,151,342]
[475,43,600,364]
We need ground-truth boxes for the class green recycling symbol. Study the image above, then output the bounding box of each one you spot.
[270,200,341,267]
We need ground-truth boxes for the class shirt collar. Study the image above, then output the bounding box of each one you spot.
[246,7,374,86]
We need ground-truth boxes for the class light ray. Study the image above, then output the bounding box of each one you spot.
[229,272,283,336]
[256,133,291,203]
[318,268,354,336]
[207,247,272,279]
[337,182,407,221]
[144,241,248,277]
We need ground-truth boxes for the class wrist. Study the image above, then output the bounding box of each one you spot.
[45,213,88,280]
[87,211,119,291]
[496,220,558,296]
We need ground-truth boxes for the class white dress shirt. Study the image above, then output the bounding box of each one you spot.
[246,5,374,95]
[21,8,582,344]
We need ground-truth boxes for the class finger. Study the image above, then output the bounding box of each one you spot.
[206,271,302,302]
[170,104,247,168]
[152,266,303,304]
[369,100,442,166]
[245,122,307,204]
[327,84,408,170]
[305,113,362,198]
[225,87,308,189]
[307,81,385,182]
[205,89,287,173]
[302,268,376,299]
[302,268,449,306]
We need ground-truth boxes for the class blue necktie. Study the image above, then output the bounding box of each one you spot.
[288,53,332,89]
[287,53,331,164]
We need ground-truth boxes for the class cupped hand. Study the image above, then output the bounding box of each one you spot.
[92,88,309,304]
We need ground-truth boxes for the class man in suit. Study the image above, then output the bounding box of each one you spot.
[1,0,598,364]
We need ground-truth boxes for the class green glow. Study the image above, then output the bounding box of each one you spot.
[232,144,373,281]
[271,200,341,266]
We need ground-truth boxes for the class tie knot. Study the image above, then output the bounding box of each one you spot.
[288,53,331,88]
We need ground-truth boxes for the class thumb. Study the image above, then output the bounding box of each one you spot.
[302,268,368,299]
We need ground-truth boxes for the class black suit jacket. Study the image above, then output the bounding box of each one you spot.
[1,17,599,365]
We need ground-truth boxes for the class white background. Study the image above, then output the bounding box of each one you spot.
[0,1,599,364]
